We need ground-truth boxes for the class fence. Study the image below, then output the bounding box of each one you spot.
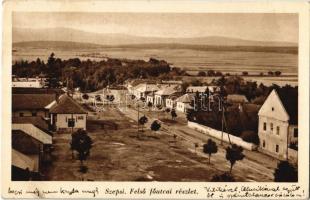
[187,121,257,151]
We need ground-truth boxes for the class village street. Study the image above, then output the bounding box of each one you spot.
[118,104,279,182]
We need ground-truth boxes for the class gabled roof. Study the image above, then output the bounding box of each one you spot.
[258,89,295,124]
[134,83,159,93]
[166,92,184,100]
[12,94,56,110]
[49,94,87,114]
[155,85,180,96]
[259,89,297,124]
[276,89,298,124]
[176,93,195,103]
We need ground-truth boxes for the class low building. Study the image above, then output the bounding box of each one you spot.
[12,94,56,118]
[154,85,181,107]
[12,77,46,88]
[132,83,159,100]
[49,94,88,131]
[165,92,184,110]
[175,93,195,113]
[258,89,298,160]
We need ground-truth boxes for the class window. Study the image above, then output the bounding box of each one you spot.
[65,117,67,122]
[263,140,265,148]
[263,122,267,131]
[272,107,274,111]
[32,112,37,116]
[294,128,298,137]
[276,144,279,153]
[276,126,280,135]
[270,123,273,132]
[19,113,24,117]
[78,116,84,120]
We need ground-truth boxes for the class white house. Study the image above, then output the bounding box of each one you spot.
[12,77,46,88]
[165,93,183,110]
[154,85,181,107]
[49,94,88,131]
[258,89,298,160]
[132,83,159,100]
[175,93,195,113]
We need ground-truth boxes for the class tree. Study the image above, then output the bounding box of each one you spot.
[225,144,245,173]
[203,139,218,164]
[150,120,161,135]
[274,71,282,76]
[138,115,148,132]
[147,101,153,111]
[197,71,206,76]
[242,71,249,76]
[70,129,93,169]
[207,70,216,77]
[268,71,274,76]
[171,109,177,120]
[274,161,297,182]
[82,94,89,100]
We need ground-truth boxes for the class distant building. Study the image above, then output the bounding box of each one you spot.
[12,94,56,118]
[132,83,159,100]
[12,77,46,88]
[49,94,88,131]
[226,94,249,104]
[258,89,298,160]
[165,92,184,110]
[154,85,181,107]
[186,86,219,94]
[175,93,195,113]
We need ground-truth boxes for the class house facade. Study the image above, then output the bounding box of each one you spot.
[258,89,298,160]
[154,85,180,107]
[49,94,88,131]
[176,93,195,113]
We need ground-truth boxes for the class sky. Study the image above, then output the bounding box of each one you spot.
[13,12,298,43]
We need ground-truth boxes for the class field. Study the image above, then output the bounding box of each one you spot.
[13,41,298,86]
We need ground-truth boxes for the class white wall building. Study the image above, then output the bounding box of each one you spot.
[176,93,195,113]
[258,89,298,160]
[49,94,87,131]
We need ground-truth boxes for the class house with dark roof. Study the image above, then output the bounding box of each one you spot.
[12,94,56,118]
[49,94,87,131]
[258,89,298,160]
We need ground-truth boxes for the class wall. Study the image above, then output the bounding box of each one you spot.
[12,81,43,88]
[55,114,87,130]
[258,115,289,159]
[188,121,257,150]
[176,102,186,113]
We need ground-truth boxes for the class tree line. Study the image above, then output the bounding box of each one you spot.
[12,53,186,92]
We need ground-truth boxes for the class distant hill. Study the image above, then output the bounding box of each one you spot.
[13,41,298,54]
[13,27,297,47]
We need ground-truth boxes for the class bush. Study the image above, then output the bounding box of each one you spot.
[211,172,235,182]
[82,94,89,100]
[240,130,259,145]
[274,161,297,182]
[197,71,206,76]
